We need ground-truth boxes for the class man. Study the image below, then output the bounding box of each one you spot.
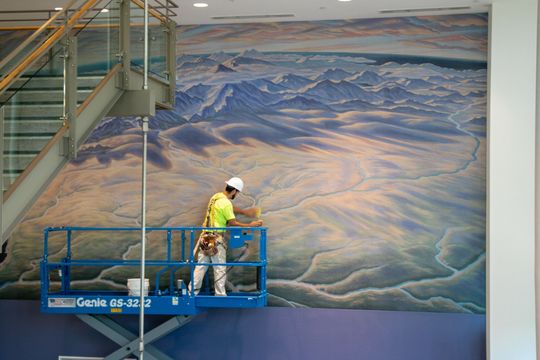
[189,177,263,296]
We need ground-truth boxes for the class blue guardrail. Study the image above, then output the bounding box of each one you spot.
[40,226,267,315]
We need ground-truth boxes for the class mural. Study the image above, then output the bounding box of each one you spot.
[0,14,487,313]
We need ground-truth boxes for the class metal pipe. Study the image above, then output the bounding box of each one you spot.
[43,229,49,262]
[130,0,168,23]
[189,230,195,296]
[139,58,147,360]
[531,10,540,359]
[181,230,185,261]
[167,230,172,261]
[139,0,150,358]
[143,0,149,91]
[139,123,148,360]
[67,230,72,259]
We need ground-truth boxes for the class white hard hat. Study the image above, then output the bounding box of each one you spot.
[225,177,244,192]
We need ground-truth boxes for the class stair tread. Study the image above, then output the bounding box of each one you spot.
[3,169,24,174]
[4,88,93,93]
[4,101,86,105]
[4,134,55,138]
[3,117,64,120]
[5,104,64,107]
[18,75,107,79]
[4,133,57,136]
[4,154,36,157]
[4,119,63,122]
[3,151,41,154]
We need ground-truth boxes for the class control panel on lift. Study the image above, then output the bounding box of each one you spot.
[229,228,254,248]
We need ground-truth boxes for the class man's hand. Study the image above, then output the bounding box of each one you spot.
[227,219,264,227]
[250,219,264,227]
[243,207,261,218]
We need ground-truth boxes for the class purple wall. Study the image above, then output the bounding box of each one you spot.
[0,300,485,359]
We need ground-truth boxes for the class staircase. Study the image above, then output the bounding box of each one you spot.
[0,0,177,249]
[2,75,103,189]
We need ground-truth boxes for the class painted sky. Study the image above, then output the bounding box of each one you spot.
[178,14,488,61]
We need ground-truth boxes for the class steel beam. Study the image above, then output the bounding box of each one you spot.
[74,71,124,147]
[166,20,176,106]
[119,0,131,89]
[107,89,155,117]
[64,34,78,158]
[129,69,172,108]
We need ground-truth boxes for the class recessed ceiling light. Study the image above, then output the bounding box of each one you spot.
[193,3,209,7]
[100,8,109,13]
[338,0,352,2]
[54,7,63,11]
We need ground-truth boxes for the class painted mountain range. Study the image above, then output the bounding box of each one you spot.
[0,14,487,313]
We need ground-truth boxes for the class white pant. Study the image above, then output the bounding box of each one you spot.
[189,238,227,296]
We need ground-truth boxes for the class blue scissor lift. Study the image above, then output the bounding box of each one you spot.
[41,226,267,359]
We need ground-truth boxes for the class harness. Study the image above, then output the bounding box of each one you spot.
[199,195,221,256]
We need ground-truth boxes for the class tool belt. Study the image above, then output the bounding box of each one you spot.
[199,232,220,256]
[199,194,230,256]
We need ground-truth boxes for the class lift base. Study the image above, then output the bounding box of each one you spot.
[77,314,194,360]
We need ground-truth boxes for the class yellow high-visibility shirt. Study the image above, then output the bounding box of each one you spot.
[203,192,235,231]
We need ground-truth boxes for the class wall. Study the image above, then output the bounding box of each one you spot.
[488,0,538,359]
[0,299,485,360]
[173,17,487,313]
[0,14,488,315]
[0,9,497,360]
[0,1,538,358]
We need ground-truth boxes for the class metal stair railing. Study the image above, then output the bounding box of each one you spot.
[1,0,177,248]
[1,0,121,199]
[0,0,101,97]
[0,0,178,31]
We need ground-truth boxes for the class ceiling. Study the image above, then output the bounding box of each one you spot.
[174,0,490,25]
[0,0,492,25]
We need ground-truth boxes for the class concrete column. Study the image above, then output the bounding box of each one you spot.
[489,0,538,359]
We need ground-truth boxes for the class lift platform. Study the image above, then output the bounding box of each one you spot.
[40,226,267,315]
[41,226,267,359]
